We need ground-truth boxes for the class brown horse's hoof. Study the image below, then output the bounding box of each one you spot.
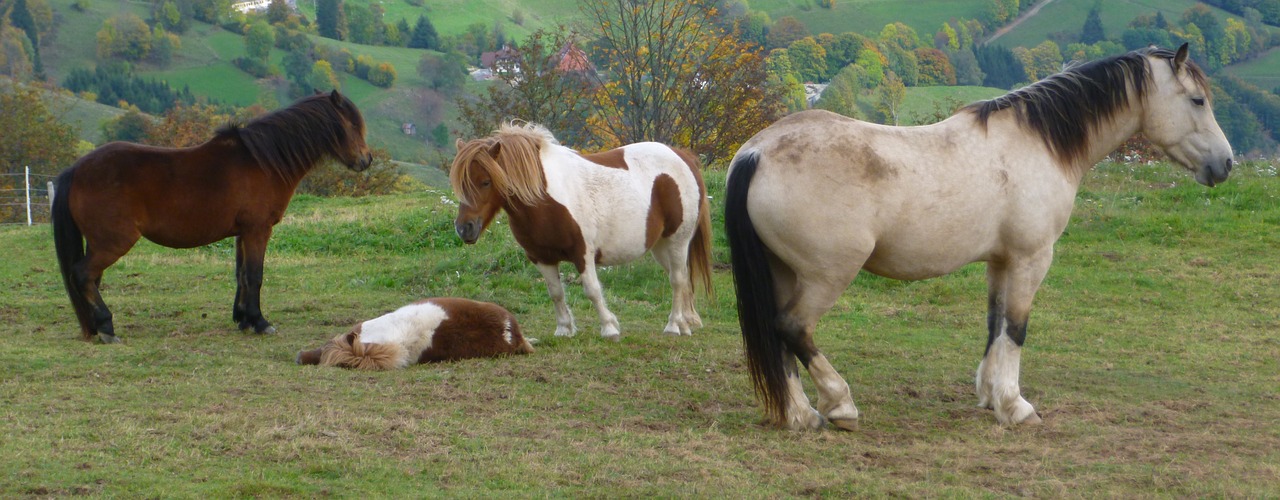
[828,417,859,432]
[98,333,122,344]
[257,325,278,335]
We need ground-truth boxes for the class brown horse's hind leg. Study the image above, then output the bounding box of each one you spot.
[76,239,137,343]
[235,230,277,334]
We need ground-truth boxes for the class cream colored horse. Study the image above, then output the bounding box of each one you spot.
[724,44,1233,430]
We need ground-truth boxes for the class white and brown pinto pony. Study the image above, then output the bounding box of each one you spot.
[450,123,713,340]
[296,298,534,370]
[725,44,1233,430]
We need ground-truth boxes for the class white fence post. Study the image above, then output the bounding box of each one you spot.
[25,166,32,226]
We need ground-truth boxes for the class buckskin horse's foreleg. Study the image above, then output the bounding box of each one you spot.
[977,250,1051,425]
[235,229,277,334]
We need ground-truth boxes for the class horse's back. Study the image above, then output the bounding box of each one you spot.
[732,110,1068,280]
[546,142,703,265]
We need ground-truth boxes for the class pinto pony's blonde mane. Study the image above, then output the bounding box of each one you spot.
[450,122,558,207]
[963,46,1210,175]
[318,330,408,370]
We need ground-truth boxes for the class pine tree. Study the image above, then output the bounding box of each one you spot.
[409,15,439,50]
[1080,2,1106,44]
[316,0,347,41]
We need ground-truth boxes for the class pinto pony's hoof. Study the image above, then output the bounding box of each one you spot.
[97,333,122,344]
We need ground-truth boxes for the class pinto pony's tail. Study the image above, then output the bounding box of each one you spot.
[51,168,94,340]
[724,151,789,426]
[689,167,715,300]
[319,330,408,370]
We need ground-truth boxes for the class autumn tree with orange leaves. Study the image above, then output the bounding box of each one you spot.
[583,0,784,167]
[459,0,783,168]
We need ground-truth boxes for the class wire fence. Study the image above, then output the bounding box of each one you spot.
[1,168,57,225]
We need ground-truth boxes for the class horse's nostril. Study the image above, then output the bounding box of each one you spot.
[1225,158,1233,172]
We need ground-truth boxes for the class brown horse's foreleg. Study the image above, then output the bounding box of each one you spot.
[977,251,1051,425]
[235,231,277,334]
[232,236,246,324]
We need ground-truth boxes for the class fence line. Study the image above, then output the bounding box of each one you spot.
[1,168,57,226]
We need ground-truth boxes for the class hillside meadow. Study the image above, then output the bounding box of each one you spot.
[1,162,1277,496]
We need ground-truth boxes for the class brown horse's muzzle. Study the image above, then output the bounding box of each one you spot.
[353,152,373,172]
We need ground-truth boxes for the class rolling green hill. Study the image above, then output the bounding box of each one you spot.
[29,0,1280,162]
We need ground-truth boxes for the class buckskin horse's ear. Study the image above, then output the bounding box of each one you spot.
[1174,43,1189,73]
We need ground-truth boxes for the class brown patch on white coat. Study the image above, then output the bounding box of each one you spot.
[296,298,534,370]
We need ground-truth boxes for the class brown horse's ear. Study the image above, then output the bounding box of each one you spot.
[329,89,343,105]
[1173,43,1189,73]
[313,88,323,95]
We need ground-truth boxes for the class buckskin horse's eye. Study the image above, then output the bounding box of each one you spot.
[1192,97,1206,106]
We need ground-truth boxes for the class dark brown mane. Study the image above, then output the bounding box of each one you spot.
[216,92,363,182]
[963,47,1208,168]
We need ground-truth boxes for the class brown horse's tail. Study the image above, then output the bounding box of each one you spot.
[724,151,789,426]
[51,167,94,340]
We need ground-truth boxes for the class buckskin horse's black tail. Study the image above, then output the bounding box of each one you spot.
[51,167,93,339]
[724,151,789,425]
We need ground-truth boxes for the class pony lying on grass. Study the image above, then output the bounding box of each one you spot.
[296,298,534,370]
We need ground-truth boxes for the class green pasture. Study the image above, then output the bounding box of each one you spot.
[295,0,582,40]
[747,0,986,39]
[2,161,1277,496]
[899,85,1006,125]
[990,0,1222,49]
[1225,46,1280,91]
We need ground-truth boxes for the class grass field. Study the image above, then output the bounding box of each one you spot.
[748,0,986,39]
[991,0,1227,49]
[2,160,1277,496]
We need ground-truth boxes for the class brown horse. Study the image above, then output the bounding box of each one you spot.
[52,90,373,344]
[295,298,535,370]
[450,122,713,340]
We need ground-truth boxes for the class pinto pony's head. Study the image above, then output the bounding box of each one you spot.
[449,122,556,243]
[295,324,407,370]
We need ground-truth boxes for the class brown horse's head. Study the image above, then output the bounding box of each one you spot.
[324,90,374,172]
[449,124,550,244]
